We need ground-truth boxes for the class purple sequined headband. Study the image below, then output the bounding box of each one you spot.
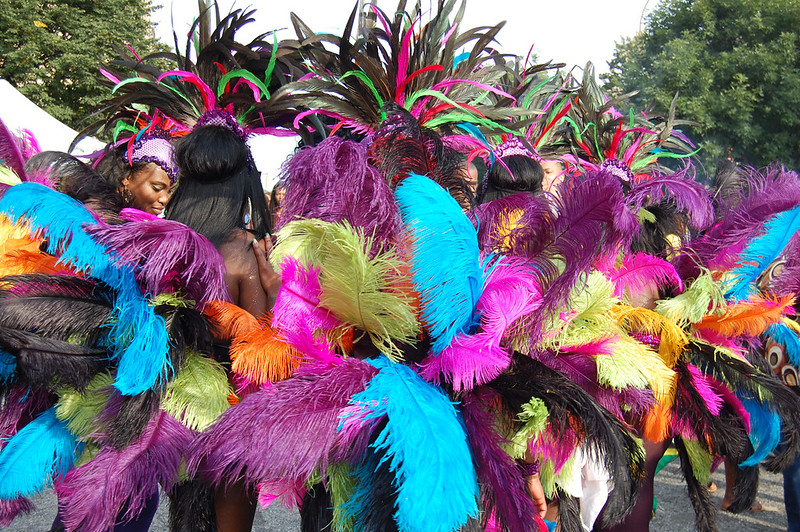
[494,136,541,161]
[195,109,248,141]
[600,158,634,184]
[123,133,179,184]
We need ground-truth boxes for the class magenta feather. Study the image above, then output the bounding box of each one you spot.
[158,71,216,111]
[271,257,341,333]
[0,117,26,182]
[84,217,230,304]
[627,169,714,230]
[460,389,543,532]
[55,411,192,532]
[419,256,541,390]
[188,358,378,488]
[686,364,723,416]
[604,252,684,299]
[0,496,34,526]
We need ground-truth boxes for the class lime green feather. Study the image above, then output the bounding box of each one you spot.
[328,462,355,532]
[161,351,230,432]
[0,166,21,187]
[507,397,549,459]
[55,373,114,438]
[656,271,726,327]
[683,438,713,484]
[273,220,420,361]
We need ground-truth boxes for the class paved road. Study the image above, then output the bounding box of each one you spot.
[6,459,788,531]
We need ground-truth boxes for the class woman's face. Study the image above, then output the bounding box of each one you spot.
[540,159,565,193]
[122,163,174,215]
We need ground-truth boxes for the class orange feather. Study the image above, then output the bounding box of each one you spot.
[202,300,259,341]
[695,296,794,337]
[230,325,300,385]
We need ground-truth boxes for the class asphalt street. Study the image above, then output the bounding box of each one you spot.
[5,458,789,531]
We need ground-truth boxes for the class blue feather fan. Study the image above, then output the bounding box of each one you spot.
[340,356,479,532]
[0,183,170,394]
[726,205,800,301]
[0,408,77,498]
[396,174,486,354]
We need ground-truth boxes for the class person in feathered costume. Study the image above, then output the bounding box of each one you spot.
[0,5,313,531]
[0,129,232,532]
[183,4,664,532]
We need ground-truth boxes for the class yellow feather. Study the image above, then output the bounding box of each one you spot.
[611,304,689,369]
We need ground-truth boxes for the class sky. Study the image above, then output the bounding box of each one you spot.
[150,0,655,186]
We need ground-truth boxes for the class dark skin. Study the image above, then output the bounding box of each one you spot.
[215,230,278,532]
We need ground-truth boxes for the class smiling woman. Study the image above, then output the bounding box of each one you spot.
[94,127,179,216]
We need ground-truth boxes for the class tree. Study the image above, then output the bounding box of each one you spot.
[0,0,164,130]
[602,0,800,174]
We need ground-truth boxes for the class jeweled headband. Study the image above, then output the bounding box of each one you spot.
[123,131,179,184]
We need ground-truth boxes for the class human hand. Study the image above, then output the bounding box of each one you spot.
[252,237,281,309]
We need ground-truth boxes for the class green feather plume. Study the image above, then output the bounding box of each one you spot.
[507,396,549,459]
[55,372,114,438]
[656,271,726,327]
[161,351,230,432]
[273,219,420,361]
[683,438,713,485]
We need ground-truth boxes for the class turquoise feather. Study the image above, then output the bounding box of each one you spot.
[738,395,781,467]
[0,183,170,394]
[725,205,800,300]
[0,349,15,384]
[340,356,479,532]
[396,174,486,353]
[0,408,77,498]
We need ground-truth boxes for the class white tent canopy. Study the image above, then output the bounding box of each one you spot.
[0,79,104,157]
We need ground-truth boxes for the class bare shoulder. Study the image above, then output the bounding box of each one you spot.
[218,229,259,277]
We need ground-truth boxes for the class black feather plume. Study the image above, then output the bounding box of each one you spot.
[674,436,717,532]
[488,355,644,528]
[166,478,217,532]
[300,482,334,532]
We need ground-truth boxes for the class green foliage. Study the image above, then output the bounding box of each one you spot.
[0,0,165,129]
[603,0,800,174]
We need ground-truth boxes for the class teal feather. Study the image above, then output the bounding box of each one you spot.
[738,395,781,467]
[726,205,800,300]
[0,183,170,394]
[0,349,15,384]
[396,174,486,353]
[766,322,800,368]
[0,407,77,498]
[340,356,479,532]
